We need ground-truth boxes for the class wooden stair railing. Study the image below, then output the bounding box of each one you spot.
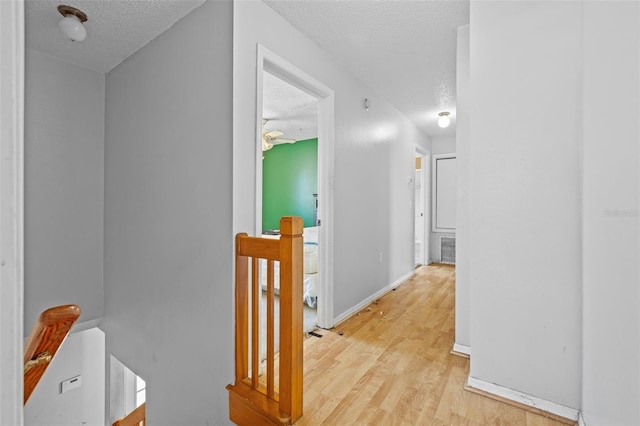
[23,304,81,404]
[227,216,304,425]
[112,402,146,426]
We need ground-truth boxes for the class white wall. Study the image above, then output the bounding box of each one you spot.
[234,0,430,321]
[25,327,105,426]
[102,1,234,424]
[454,24,470,349]
[429,135,456,263]
[0,2,25,422]
[469,1,582,408]
[582,2,640,424]
[431,135,456,156]
[24,49,105,331]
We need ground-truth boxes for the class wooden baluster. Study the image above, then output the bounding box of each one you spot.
[278,216,304,422]
[234,234,249,383]
[266,260,275,399]
[251,257,259,389]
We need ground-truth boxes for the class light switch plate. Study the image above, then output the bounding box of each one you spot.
[60,375,82,394]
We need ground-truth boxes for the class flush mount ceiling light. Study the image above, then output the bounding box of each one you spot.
[57,5,88,42]
[438,111,451,128]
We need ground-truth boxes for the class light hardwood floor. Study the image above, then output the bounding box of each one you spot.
[297,264,575,426]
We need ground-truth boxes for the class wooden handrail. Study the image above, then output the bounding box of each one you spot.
[23,304,81,404]
[112,402,146,426]
[227,216,304,425]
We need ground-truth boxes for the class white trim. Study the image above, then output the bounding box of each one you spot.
[466,376,580,421]
[452,343,471,356]
[332,271,414,326]
[578,412,587,426]
[431,153,457,233]
[255,45,336,330]
[414,146,430,266]
[0,0,25,423]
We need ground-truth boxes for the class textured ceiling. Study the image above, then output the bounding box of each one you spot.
[263,0,469,137]
[25,0,205,73]
[263,71,318,143]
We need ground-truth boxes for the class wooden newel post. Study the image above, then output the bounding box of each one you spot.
[278,216,304,422]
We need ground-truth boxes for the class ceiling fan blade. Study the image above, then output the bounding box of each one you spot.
[265,130,284,138]
[274,138,296,144]
[262,135,273,151]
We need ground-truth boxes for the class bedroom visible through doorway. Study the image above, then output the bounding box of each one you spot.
[260,70,319,333]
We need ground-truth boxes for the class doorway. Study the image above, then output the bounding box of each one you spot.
[261,70,319,332]
[415,147,430,267]
[255,45,335,330]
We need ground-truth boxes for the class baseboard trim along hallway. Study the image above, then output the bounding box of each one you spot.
[331,271,414,326]
[452,343,471,357]
[466,376,580,423]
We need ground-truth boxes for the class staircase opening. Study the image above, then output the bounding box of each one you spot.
[109,355,146,425]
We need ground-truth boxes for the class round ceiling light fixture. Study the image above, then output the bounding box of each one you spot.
[57,5,88,42]
[438,111,451,128]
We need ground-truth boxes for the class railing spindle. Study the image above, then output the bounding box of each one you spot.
[251,257,259,389]
[266,260,275,398]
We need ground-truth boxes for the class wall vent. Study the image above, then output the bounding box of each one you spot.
[440,235,456,264]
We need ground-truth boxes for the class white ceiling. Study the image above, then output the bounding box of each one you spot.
[25,0,205,73]
[263,0,470,137]
[25,0,469,137]
[262,71,318,143]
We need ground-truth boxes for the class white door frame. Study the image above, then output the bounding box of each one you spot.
[255,45,335,329]
[415,146,430,266]
[0,0,25,423]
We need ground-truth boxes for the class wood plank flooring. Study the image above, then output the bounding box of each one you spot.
[297,264,574,426]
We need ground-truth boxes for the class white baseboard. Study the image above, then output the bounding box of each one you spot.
[578,412,586,426]
[452,343,471,356]
[332,271,414,326]
[466,376,579,421]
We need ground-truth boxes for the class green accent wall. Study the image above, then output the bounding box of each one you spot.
[262,138,317,231]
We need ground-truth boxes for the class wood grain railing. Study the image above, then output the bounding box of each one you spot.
[227,216,304,425]
[23,304,81,404]
[112,402,146,426]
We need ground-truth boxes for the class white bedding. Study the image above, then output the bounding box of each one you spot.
[260,227,318,307]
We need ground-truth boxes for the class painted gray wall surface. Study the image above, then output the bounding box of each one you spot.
[24,49,105,331]
[25,327,105,426]
[454,25,470,348]
[429,135,456,263]
[234,0,430,321]
[102,1,233,424]
[469,1,582,408]
[582,2,640,424]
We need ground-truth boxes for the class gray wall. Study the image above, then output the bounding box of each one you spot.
[234,0,431,322]
[454,24,470,349]
[102,1,234,424]
[25,328,105,426]
[24,49,105,331]
[469,1,582,408]
[582,2,640,424]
